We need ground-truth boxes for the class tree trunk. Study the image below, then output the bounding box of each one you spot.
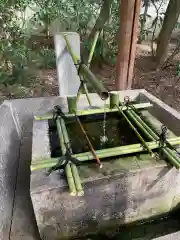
[89,0,113,41]
[138,1,149,43]
[156,0,180,65]
[82,0,113,62]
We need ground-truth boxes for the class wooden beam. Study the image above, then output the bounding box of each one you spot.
[127,0,141,89]
[116,0,141,90]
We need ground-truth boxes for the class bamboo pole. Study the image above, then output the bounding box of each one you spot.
[79,63,109,100]
[34,102,153,121]
[63,34,92,106]
[31,136,180,171]
[128,110,158,140]
[110,92,120,109]
[116,104,155,157]
[56,119,77,196]
[60,118,84,196]
[87,31,100,68]
[76,81,92,106]
[67,96,77,114]
[70,164,84,196]
[64,34,79,64]
[113,93,180,168]
[126,108,180,168]
[64,34,109,101]
[164,148,180,168]
[126,110,155,141]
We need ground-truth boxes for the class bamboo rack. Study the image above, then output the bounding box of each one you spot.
[34,102,153,121]
[108,91,180,168]
[116,104,154,157]
[32,93,180,177]
[64,34,109,101]
[122,102,180,168]
[63,34,92,106]
[59,117,84,196]
[56,119,77,196]
[31,136,180,171]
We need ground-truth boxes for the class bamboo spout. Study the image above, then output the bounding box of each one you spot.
[63,34,109,101]
[79,64,109,100]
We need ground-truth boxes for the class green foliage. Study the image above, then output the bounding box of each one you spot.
[175,22,180,29]
[1,0,168,88]
[139,13,153,42]
[0,0,120,87]
[151,13,164,30]
[36,48,56,69]
[139,0,165,43]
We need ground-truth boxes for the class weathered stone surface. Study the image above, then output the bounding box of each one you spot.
[1,90,180,239]
[32,120,50,163]
[30,90,180,239]
[0,103,20,239]
[31,156,179,239]
[54,33,81,96]
[153,231,180,240]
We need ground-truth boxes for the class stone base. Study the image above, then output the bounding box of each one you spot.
[31,157,180,239]
[30,90,180,239]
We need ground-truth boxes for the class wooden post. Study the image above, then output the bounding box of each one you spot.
[116,0,141,90]
[127,0,141,89]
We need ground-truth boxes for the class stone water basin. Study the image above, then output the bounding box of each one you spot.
[30,90,180,240]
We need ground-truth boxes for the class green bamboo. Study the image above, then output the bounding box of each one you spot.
[67,96,77,114]
[64,34,109,101]
[32,161,56,170]
[126,108,180,168]
[128,110,158,140]
[82,81,92,106]
[76,81,92,106]
[126,110,155,141]
[128,110,179,148]
[60,118,84,196]
[64,34,79,64]
[119,102,179,166]
[129,110,179,152]
[31,137,180,171]
[70,164,84,196]
[79,64,109,100]
[56,119,76,196]
[63,34,92,107]
[110,92,120,109]
[34,102,153,121]
[87,31,100,68]
[162,148,180,169]
[116,104,155,157]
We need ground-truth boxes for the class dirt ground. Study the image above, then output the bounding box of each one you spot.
[97,42,180,112]
[134,43,180,112]
[1,43,180,113]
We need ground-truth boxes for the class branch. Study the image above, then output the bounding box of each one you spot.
[150,0,164,56]
[151,0,164,13]
[151,0,158,12]
[161,37,180,69]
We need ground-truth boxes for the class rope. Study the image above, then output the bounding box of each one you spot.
[74,60,83,75]
[159,125,180,157]
[123,96,141,116]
